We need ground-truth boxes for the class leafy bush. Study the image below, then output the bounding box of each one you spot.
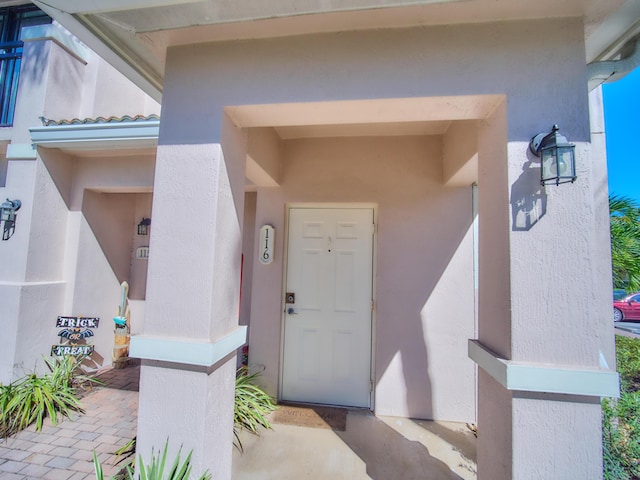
[603,336,640,479]
[616,336,640,392]
[94,440,211,480]
[0,355,96,437]
[234,367,277,452]
[0,382,17,437]
[103,367,277,477]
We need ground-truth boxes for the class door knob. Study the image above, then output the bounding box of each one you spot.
[287,307,298,315]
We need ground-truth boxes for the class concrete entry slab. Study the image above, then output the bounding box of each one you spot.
[233,410,476,479]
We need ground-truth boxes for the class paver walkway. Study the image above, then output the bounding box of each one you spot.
[0,365,140,480]
[1,363,476,479]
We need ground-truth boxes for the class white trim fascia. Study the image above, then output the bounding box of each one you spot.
[0,280,66,287]
[6,143,37,159]
[130,326,247,367]
[468,339,620,398]
[43,0,204,15]
[22,24,90,64]
[30,120,159,150]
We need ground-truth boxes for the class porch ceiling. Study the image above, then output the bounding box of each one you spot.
[237,96,494,188]
[226,95,502,132]
[28,0,640,101]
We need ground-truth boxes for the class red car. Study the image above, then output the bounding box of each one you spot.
[614,293,640,322]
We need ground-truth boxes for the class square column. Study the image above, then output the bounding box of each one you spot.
[473,102,618,479]
[132,117,248,479]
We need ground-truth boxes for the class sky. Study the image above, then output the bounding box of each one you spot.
[603,66,640,203]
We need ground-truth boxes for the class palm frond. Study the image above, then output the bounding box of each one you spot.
[610,195,640,291]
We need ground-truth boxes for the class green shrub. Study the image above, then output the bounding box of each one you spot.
[104,367,276,476]
[603,336,640,479]
[93,440,211,480]
[45,354,99,390]
[234,367,277,452]
[0,382,17,437]
[616,336,640,392]
[0,355,95,436]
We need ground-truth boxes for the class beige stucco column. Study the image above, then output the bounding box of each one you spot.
[473,99,618,478]
[131,115,247,478]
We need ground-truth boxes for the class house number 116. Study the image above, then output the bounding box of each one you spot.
[259,225,275,265]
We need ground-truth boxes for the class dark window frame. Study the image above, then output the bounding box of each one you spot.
[0,5,51,127]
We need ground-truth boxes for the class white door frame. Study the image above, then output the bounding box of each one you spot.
[279,202,378,409]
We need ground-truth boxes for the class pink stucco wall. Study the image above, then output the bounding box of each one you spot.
[34,148,156,373]
[0,20,159,382]
[150,14,613,478]
[0,11,609,477]
[247,135,477,420]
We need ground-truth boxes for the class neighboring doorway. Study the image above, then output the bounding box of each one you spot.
[281,207,375,408]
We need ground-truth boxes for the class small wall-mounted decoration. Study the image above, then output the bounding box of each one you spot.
[259,224,275,265]
[51,316,99,356]
[136,246,150,259]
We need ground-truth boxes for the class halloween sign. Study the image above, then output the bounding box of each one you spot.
[51,316,99,356]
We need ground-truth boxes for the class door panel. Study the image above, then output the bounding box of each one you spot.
[282,207,374,408]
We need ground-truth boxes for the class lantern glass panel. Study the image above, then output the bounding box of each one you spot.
[1,208,13,222]
[557,147,575,178]
[541,148,558,183]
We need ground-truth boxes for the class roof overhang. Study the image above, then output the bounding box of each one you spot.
[30,118,160,151]
[19,0,640,100]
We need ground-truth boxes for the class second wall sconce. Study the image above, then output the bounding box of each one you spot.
[137,217,151,236]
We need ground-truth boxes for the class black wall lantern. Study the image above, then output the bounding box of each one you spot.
[137,217,151,236]
[1,198,21,240]
[529,125,576,186]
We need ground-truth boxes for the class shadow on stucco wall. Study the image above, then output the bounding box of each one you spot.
[18,40,47,88]
[510,160,547,232]
[375,183,475,421]
[82,191,136,284]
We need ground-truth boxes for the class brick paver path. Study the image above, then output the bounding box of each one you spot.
[0,365,139,480]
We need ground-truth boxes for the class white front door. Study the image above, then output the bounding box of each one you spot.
[282,207,374,408]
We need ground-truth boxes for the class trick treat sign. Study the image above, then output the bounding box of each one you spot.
[51,316,100,356]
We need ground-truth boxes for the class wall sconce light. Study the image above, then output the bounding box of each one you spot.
[137,217,151,236]
[1,198,21,240]
[529,125,576,186]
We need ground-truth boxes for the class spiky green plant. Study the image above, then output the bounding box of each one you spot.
[3,371,83,433]
[0,355,97,436]
[234,367,277,452]
[44,354,100,390]
[93,440,211,480]
[105,367,277,468]
[0,382,17,437]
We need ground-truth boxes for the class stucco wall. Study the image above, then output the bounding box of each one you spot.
[0,18,160,381]
[143,14,612,476]
[2,147,157,376]
[246,135,476,420]
[159,18,588,146]
[154,13,608,409]
[0,154,71,381]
